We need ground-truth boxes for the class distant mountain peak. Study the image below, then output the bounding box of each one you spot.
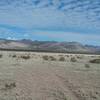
[0,38,100,54]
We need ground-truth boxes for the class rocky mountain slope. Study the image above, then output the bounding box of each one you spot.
[0,39,100,54]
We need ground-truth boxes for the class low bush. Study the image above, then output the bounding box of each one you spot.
[42,55,56,61]
[70,57,77,62]
[12,54,17,58]
[42,55,49,60]
[49,56,56,61]
[5,82,16,89]
[89,59,100,64]
[0,54,3,58]
[66,55,69,57]
[21,55,30,60]
[77,56,83,59]
[59,57,65,61]
[85,64,90,68]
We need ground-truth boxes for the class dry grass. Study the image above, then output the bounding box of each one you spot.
[0,51,100,100]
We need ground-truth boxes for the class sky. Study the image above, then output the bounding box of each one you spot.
[0,0,100,46]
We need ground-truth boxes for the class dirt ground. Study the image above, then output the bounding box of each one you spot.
[0,51,100,100]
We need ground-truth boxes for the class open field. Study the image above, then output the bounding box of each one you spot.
[0,51,100,100]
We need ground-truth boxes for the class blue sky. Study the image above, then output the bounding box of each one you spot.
[0,0,100,46]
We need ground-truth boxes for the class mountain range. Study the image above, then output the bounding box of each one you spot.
[0,39,100,54]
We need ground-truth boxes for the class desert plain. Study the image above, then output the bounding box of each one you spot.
[0,51,100,100]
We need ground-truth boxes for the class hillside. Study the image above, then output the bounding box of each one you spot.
[0,39,100,54]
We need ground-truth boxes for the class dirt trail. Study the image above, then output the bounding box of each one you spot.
[14,60,80,100]
[47,62,87,100]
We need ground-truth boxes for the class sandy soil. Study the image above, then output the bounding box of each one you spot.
[0,51,100,100]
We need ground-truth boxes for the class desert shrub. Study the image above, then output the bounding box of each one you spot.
[49,56,56,61]
[91,56,95,58]
[85,64,90,68]
[5,82,16,89]
[89,59,100,64]
[12,54,17,58]
[42,55,49,60]
[59,55,63,56]
[50,89,68,100]
[21,55,30,60]
[77,56,83,59]
[42,55,56,61]
[0,54,3,58]
[59,57,65,61]
[70,57,77,62]
[66,55,69,57]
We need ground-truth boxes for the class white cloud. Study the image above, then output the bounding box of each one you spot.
[7,37,17,40]
[0,0,100,30]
